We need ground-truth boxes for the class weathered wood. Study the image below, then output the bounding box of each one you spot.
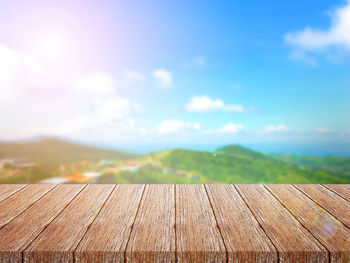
[205,184,277,263]
[23,184,114,263]
[324,184,350,202]
[0,184,349,262]
[0,184,27,203]
[125,184,175,263]
[176,184,226,263]
[0,184,85,263]
[235,184,328,262]
[0,184,56,229]
[75,184,145,263]
[295,184,350,228]
[266,184,350,262]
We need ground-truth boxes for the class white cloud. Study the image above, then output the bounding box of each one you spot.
[263,125,289,133]
[74,72,115,95]
[123,70,145,83]
[317,127,332,133]
[220,123,243,134]
[157,120,201,134]
[186,96,246,112]
[0,42,147,140]
[0,43,61,99]
[288,49,318,66]
[152,69,172,88]
[285,0,350,62]
[44,98,142,136]
[95,98,142,122]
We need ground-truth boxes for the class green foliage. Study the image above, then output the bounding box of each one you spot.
[113,166,207,184]
[268,153,350,177]
[1,139,349,184]
[155,147,350,184]
[216,144,268,160]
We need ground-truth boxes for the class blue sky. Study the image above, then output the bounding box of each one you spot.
[0,0,349,153]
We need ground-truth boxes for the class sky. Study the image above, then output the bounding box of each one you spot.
[0,0,349,153]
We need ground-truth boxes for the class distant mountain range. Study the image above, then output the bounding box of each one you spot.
[0,138,138,168]
[0,138,349,184]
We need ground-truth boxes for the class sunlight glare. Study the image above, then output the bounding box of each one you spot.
[39,35,65,59]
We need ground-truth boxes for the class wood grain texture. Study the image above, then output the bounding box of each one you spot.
[23,184,114,263]
[205,184,277,263]
[0,184,27,203]
[176,185,226,263]
[235,184,328,263]
[75,184,145,263]
[0,184,56,229]
[0,184,85,263]
[295,184,350,228]
[266,184,350,262]
[324,184,350,202]
[126,184,175,263]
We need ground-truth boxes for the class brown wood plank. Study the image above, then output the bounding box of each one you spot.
[23,184,114,263]
[266,184,350,262]
[294,184,350,228]
[0,184,27,203]
[0,184,56,229]
[205,185,277,262]
[0,184,85,263]
[235,184,328,262]
[75,184,145,263]
[176,185,226,262]
[324,184,350,202]
[125,184,175,263]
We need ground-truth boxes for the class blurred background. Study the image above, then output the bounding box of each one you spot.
[0,0,349,184]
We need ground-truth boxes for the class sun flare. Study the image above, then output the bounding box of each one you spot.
[39,35,65,59]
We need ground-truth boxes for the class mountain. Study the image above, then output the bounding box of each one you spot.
[215,144,269,160]
[1,139,349,184]
[0,138,138,168]
[267,153,350,177]
[150,146,350,184]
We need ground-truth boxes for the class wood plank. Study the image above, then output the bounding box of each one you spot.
[266,184,350,262]
[235,184,328,263]
[324,184,350,202]
[205,185,277,262]
[176,185,226,263]
[23,184,114,263]
[0,184,27,203]
[295,184,350,228]
[125,184,175,263]
[75,184,144,263]
[0,184,56,229]
[0,184,85,263]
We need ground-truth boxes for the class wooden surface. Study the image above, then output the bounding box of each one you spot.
[176,185,226,262]
[324,184,350,202]
[0,184,349,263]
[126,185,175,263]
[235,185,328,262]
[266,184,350,262]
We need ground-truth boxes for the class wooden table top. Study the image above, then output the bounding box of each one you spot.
[0,184,349,262]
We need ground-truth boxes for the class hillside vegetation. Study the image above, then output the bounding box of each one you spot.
[152,145,350,184]
[268,153,350,177]
[1,139,349,184]
[0,138,137,168]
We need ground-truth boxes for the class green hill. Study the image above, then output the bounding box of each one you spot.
[1,139,349,184]
[0,138,139,184]
[150,146,350,184]
[216,144,269,160]
[267,153,350,177]
[0,138,137,168]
